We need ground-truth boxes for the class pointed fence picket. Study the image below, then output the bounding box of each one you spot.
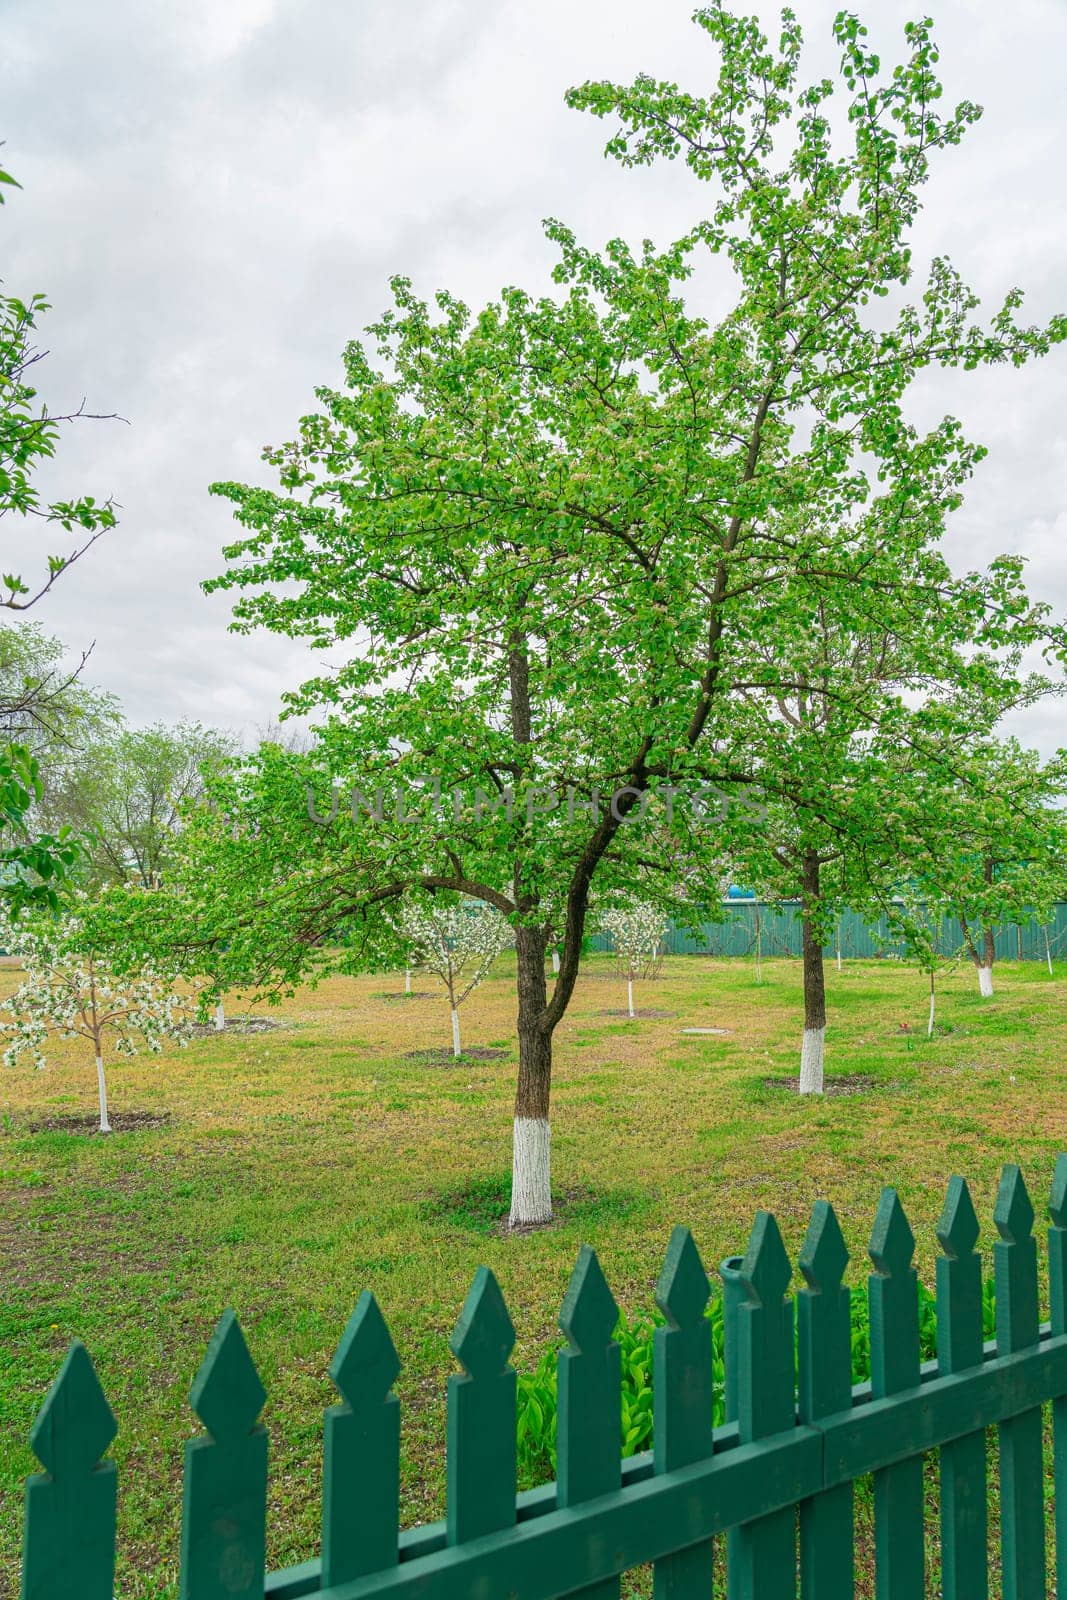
[322,1291,400,1587]
[994,1165,1046,1599]
[935,1175,989,1600]
[797,1200,853,1599]
[17,1155,1067,1600]
[868,1189,925,1598]
[731,1211,796,1599]
[556,1247,621,1600]
[179,1308,268,1600]
[651,1226,716,1600]
[1051,1154,1067,1600]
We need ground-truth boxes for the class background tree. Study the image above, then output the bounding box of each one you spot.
[0,622,117,754]
[882,892,966,1038]
[0,154,120,910]
[39,719,238,888]
[193,6,1064,1224]
[601,902,667,1018]
[0,906,193,1132]
[394,899,514,1058]
[720,578,1062,1090]
[893,737,1067,998]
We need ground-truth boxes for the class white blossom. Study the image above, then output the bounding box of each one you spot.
[393,899,513,1055]
[0,909,195,1129]
[600,901,667,977]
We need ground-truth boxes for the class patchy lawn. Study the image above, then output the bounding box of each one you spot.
[0,954,1064,1598]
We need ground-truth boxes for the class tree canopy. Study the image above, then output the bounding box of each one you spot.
[162,5,1067,1220]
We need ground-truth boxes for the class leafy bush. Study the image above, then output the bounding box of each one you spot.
[516,1279,996,1486]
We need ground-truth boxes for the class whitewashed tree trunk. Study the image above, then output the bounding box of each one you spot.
[405,967,412,993]
[927,976,936,1038]
[798,1026,825,1095]
[551,950,560,974]
[214,1002,226,1031]
[627,977,634,1018]
[836,927,842,973]
[1046,927,1054,975]
[977,964,994,997]
[450,1006,461,1057]
[95,1054,112,1133]
[799,860,827,1094]
[509,1117,551,1226]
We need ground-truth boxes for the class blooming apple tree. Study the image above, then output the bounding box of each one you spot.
[0,912,194,1131]
[395,900,513,1057]
[601,903,667,1018]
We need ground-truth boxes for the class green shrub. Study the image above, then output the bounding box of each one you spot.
[516,1279,996,1486]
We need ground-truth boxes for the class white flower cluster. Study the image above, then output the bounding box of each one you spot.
[600,902,667,977]
[394,900,513,1004]
[0,912,195,1070]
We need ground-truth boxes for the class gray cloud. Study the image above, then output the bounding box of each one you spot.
[2,0,1064,754]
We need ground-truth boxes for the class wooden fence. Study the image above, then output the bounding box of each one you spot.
[19,1157,1067,1600]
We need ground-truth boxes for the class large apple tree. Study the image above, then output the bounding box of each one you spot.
[195,6,1063,1224]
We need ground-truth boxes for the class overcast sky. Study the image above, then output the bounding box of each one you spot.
[3,0,1066,753]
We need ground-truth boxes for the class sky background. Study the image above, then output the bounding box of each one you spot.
[3,0,1066,752]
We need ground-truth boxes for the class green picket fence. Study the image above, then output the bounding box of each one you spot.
[590,901,1067,961]
[19,1157,1067,1600]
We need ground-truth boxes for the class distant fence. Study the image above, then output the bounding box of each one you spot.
[18,1157,1067,1599]
[590,900,1067,961]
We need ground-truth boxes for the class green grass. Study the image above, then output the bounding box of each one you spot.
[0,954,1065,1599]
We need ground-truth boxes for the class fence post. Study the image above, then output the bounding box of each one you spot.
[868,1188,924,1600]
[446,1266,516,1546]
[994,1165,1045,1600]
[797,1200,854,1599]
[652,1226,715,1600]
[719,1254,744,1427]
[21,1341,117,1600]
[557,1246,621,1600]
[733,1210,797,1600]
[179,1309,268,1600]
[935,1175,988,1600]
[322,1291,401,1587]
[719,1253,745,1595]
[1050,1155,1067,1600]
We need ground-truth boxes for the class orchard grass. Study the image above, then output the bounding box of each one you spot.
[1,954,1064,1598]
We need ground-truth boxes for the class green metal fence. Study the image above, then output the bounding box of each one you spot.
[590,901,1067,961]
[19,1158,1067,1600]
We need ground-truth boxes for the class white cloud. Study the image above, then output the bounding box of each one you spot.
[1,0,1064,752]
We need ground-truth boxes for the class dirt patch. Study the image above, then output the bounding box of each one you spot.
[598,1008,677,1019]
[762,1074,878,1098]
[21,1110,172,1134]
[403,1047,511,1065]
[372,991,435,1000]
[190,1016,293,1037]
[421,1173,653,1236]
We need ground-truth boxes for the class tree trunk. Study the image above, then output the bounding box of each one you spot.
[627,976,634,1018]
[551,949,560,974]
[799,854,826,1094]
[978,924,995,996]
[95,1053,112,1134]
[959,914,994,997]
[214,1002,226,1031]
[510,924,551,1227]
[451,1006,461,1058]
[405,967,412,994]
[1046,926,1054,975]
[927,971,936,1038]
